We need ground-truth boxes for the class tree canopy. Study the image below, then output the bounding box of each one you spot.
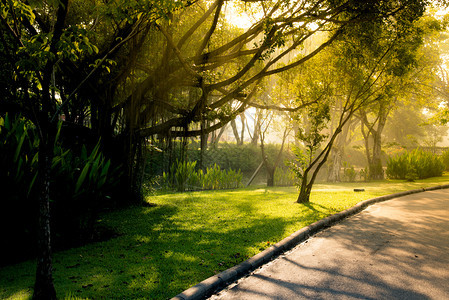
[1,0,448,298]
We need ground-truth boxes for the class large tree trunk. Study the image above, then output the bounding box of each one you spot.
[200,120,208,169]
[327,148,342,182]
[369,126,385,180]
[297,172,311,203]
[327,120,351,182]
[33,120,57,300]
[358,100,392,181]
[266,167,275,187]
[366,103,388,180]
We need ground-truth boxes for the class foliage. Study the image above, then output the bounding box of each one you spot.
[359,167,368,182]
[288,146,308,184]
[193,143,262,174]
[161,160,243,192]
[342,162,357,182]
[2,178,449,299]
[386,149,445,180]
[345,147,368,167]
[0,115,116,265]
[441,149,449,171]
[274,167,297,186]
[146,141,295,185]
[296,102,331,156]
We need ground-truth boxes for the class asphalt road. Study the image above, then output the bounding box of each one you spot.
[209,189,449,300]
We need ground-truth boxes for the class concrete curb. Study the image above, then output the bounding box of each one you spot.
[171,184,449,300]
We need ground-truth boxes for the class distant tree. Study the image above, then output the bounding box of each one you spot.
[384,106,427,148]
[290,2,431,202]
[357,14,447,179]
[258,110,292,187]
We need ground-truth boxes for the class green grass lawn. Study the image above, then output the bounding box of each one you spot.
[1,176,449,299]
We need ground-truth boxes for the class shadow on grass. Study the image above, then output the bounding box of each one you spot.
[0,198,323,299]
[3,186,447,299]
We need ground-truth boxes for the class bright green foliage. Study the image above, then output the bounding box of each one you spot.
[165,160,200,192]
[202,164,243,190]
[342,161,357,182]
[274,168,297,186]
[1,178,449,299]
[386,149,445,180]
[441,149,449,171]
[161,160,243,192]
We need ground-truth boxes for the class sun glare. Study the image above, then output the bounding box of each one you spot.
[223,2,262,29]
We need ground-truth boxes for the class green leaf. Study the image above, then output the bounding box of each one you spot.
[14,130,26,162]
[28,172,38,197]
[76,162,91,193]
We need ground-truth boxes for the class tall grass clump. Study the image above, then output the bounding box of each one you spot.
[162,161,243,191]
[386,149,444,180]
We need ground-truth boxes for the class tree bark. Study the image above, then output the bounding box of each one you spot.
[369,122,385,180]
[200,120,208,169]
[239,113,245,145]
[327,120,351,182]
[360,102,389,180]
[297,173,311,203]
[260,126,290,187]
[33,118,57,300]
[230,119,241,144]
[327,147,342,182]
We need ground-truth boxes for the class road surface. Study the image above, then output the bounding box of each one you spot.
[210,189,449,300]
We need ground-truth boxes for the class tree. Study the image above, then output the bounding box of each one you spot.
[0,1,440,294]
[356,13,447,179]
[126,0,435,194]
[384,106,426,147]
[0,0,192,297]
[258,110,292,186]
[1,0,73,297]
[327,116,358,182]
[290,1,431,202]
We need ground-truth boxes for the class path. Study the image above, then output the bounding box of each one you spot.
[210,189,449,299]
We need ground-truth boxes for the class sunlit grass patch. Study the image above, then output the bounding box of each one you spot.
[1,175,448,299]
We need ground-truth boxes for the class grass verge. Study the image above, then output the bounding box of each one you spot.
[1,176,449,299]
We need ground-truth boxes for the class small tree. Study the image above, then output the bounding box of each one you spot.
[291,102,330,203]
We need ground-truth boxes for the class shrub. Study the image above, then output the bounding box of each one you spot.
[386,149,444,180]
[0,115,116,265]
[161,161,243,191]
[342,162,357,182]
[274,168,297,186]
[441,149,449,171]
[146,142,296,179]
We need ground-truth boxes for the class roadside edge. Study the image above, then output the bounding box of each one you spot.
[171,184,449,300]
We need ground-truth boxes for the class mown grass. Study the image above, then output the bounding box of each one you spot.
[1,176,449,299]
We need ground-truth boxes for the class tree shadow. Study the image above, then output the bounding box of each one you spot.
[0,197,309,299]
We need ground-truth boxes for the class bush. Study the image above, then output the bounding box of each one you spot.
[342,162,357,182]
[274,168,297,186]
[0,115,117,265]
[441,149,449,171]
[146,141,296,180]
[161,161,243,191]
[386,149,444,180]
